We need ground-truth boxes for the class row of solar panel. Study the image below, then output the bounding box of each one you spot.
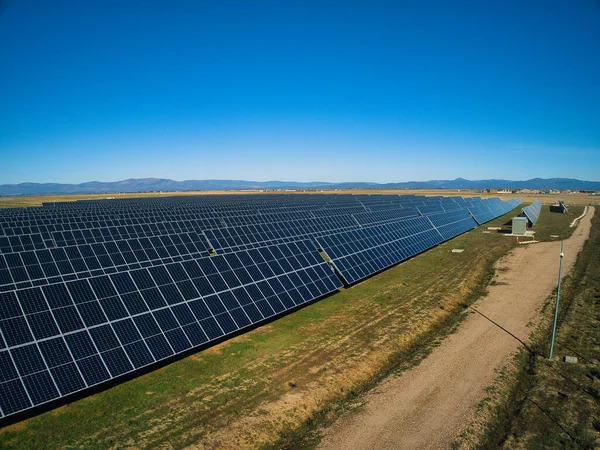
[0,198,487,251]
[0,232,215,292]
[3,208,468,289]
[0,201,516,274]
[1,195,476,214]
[0,223,210,254]
[318,202,519,285]
[1,210,328,233]
[0,194,486,224]
[202,200,517,256]
[0,240,342,418]
[1,198,519,261]
[1,217,210,237]
[521,200,542,226]
[0,202,447,248]
[0,196,492,221]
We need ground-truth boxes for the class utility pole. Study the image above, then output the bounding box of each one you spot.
[549,241,564,360]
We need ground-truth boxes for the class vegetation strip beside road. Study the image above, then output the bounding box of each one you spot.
[0,206,583,449]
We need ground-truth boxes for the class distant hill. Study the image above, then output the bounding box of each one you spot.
[0,177,599,196]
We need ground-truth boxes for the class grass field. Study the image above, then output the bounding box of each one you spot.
[0,204,583,449]
[529,205,584,242]
[455,211,600,450]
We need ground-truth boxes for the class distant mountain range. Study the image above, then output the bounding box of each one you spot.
[0,177,599,196]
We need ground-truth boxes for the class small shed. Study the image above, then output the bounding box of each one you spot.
[550,200,568,214]
[512,217,528,235]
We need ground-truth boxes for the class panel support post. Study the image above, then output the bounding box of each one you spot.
[549,241,564,360]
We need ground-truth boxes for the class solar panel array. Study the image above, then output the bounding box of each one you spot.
[0,193,521,421]
[317,197,521,285]
[521,200,542,226]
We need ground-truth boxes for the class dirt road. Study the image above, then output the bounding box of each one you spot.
[318,207,595,450]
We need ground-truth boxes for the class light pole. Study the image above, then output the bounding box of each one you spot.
[549,241,564,360]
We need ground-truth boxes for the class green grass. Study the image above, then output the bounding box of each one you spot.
[0,208,583,449]
[458,211,600,450]
[531,205,584,242]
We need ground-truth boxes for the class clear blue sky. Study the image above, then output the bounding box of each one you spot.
[1,0,599,184]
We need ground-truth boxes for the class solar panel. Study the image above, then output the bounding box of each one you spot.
[521,200,542,226]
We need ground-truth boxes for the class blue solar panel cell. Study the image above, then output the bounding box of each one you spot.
[521,200,542,226]
[0,351,18,383]
[11,344,47,376]
[0,292,22,320]
[112,319,142,345]
[181,322,208,346]
[38,338,73,368]
[145,334,174,360]
[129,269,156,290]
[121,292,148,315]
[53,306,84,333]
[89,276,118,299]
[65,331,98,360]
[51,363,86,395]
[153,308,179,332]
[164,328,191,353]
[171,303,196,326]
[133,314,162,339]
[0,269,13,287]
[77,355,111,386]
[101,348,134,377]
[26,311,60,340]
[41,262,60,278]
[159,284,185,305]
[0,379,32,415]
[89,325,120,353]
[140,288,167,310]
[17,288,48,314]
[198,317,222,340]
[77,301,108,327]
[66,280,96,304]
[1,317,34,347]
[22,371,59,405]
[215,312,237,333]
[110,272,137,294]
[123,341,154,369]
